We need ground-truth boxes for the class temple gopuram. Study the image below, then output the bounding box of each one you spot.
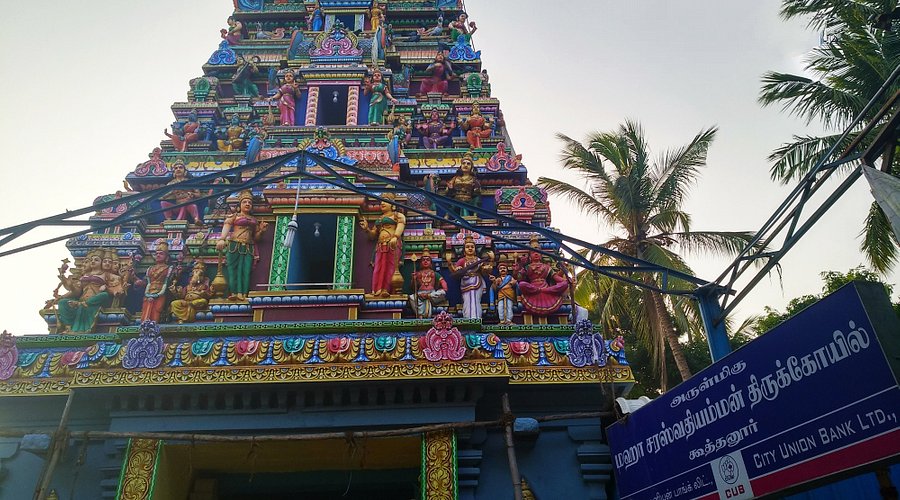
[0,1,633,498]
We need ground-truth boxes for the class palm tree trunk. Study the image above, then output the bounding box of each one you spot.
[649,290,693,383]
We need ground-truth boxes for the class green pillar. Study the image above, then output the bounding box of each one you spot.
[269,215,293,291]
[421,430,458,500]
[333,215,355,290]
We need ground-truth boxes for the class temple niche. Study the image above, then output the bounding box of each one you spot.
[0,3,633,499]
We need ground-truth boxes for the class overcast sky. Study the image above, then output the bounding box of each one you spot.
[0,0,895,335]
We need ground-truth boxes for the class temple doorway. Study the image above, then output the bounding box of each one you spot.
[158,436,421,500]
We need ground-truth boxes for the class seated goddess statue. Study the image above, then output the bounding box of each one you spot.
[515,238,572,316]
[55,249,125,333]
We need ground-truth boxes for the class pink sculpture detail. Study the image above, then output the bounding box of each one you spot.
[510,187,537,223]
[509,341,531,356]
[235,340,260,357]
[422,311,466,361]
[59,350,85,368]
[134,148,168,177]
[486,142,522,172]
[327,337,352,354]
[0,331,18,381]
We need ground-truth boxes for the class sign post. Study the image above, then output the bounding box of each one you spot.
[607,282,900,499]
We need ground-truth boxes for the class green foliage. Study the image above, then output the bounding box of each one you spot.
[761,0,900,272]
[753,265,899,333]
[541,121,759,389]
[624,332,754,397]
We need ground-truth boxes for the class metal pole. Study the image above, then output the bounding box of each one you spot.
[33,390,76,500]
[501,393,523,500]
[695,286,731,362]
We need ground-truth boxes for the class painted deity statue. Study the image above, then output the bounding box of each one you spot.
[55,249,125,333]
[359,194,406,297]
[221,16,243,45]
[387,115,411,170]
[490,261,518,324]
[217,115,246,152]
[419,53,454,95]
[232,55,261,97]
[165,110,201,152]
[450,12,477,46]
[364,71,398,125]
[447,236,493,319]
[244,123,267,164]
[309,2,325,31]
[137,241,174,322]
[370,4,384,31]
[461,102,492,149]
[515,238,572,316]
[446,152,481,217]
[408,249,448,318]
[169,262,211,323]
[416,109,454,149]
[161,158,202,224]
[268,71,301,126]
[216,191,269,300]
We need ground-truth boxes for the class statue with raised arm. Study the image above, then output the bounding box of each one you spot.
[215,191,269,300]
[364,71,398,125]
[267,71,301,126]
[164,110,202,152]
[359,194,406,297]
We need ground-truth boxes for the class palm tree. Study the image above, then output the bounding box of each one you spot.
[759,0,900,272]
[539,121,755,390]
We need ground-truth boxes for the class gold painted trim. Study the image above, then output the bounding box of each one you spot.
[271,207,361,215]
[423,430,456,500]
[72,362,510,388]
[117,439,162,500]
[510,366,635,384]
[253,310,264,322]
[0,379,71,397]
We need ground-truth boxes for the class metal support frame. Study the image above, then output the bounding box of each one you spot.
[712,64,900,339]
[0,152,711,297]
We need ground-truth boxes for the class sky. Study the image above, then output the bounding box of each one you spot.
[0,0,896,336]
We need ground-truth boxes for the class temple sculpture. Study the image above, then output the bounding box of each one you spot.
[0,3,634,499]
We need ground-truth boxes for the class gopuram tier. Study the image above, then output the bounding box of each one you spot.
[0,3,632,498]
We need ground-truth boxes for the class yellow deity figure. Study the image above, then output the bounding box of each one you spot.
[170,262,212,323]
[446,151,481,217]
[217,115,246,152]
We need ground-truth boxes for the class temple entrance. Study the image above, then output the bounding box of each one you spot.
[210,469,419,499]
[151,436,421,500]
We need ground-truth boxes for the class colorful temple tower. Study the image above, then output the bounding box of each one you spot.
[0,1,634,498]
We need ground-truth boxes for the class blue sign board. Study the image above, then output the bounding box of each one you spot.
[607,282,900,499]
